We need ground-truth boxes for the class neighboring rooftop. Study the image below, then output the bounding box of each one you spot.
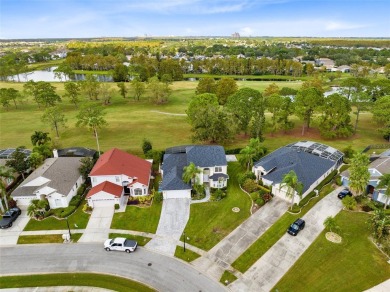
[56,147,97,158]
[254,141,342,194]
[12,157,82,197]
[161,145,227,191]
[0,148,31,159]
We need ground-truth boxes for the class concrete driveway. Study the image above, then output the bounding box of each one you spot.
[193,197,289,280]
[146,198,190,256]
[230,188,344,292]
[78,207,114,243]
[0,209,30,246]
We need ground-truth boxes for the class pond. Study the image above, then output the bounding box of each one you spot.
[8,67,113,82]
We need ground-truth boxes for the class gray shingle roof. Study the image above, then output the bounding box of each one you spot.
[161,145,227,191]
[254,145,338,193]
[12,157,82,197]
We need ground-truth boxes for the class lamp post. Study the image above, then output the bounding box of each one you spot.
[66,217,71,237]
[183,231,186,252]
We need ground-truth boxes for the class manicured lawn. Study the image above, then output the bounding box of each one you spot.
[111,200,162,233]
[0,273,155,292]
[232,184,335,273]
[109,233,151,246]
[273,211,390,292]
[17,233,82,244]
[183,162,252,251]
[24,202,91,231]
[174,246,201,262]
[220,270,237,286]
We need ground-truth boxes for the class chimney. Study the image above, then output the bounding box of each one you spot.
[53,149,58,158]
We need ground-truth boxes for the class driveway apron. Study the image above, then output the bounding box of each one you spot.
[0,209,30,246]
[78,207,114,243]
[193,197,289,280]
[230,188,344,292]
[146,198,190,256]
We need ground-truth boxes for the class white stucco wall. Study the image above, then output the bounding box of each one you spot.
[129,181,148,196]
[198,165,228,187]
[90,174,150,195]
[15,196,35,206]
[88,190,122,207]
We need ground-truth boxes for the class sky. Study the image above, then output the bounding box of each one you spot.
[1,0,389,39]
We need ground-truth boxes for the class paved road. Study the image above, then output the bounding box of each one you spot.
[0,243,226,292]
[230,188,344,292]
[146,198,190,256]
[193,197,289,280]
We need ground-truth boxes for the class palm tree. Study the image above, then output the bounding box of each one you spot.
[348,153,370,196]
[377,174,390,209]
[324,216,339,233]
[279,170,304,210]
[182,162,201,187]
[239,146,256,171]
[0,166,14,212]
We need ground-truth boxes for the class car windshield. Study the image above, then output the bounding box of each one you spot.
[3,211,11,217]
[109,239,114,245]
[291,224,299,230]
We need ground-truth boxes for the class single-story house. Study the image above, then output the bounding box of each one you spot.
[340,151,390,204]
[160,145,228,199]
[253,141,344,204]
[11,157,84,209]
[86,148,152,208]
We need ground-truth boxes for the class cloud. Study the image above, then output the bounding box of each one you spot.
[240,27,254,36]
[324,21,368,31]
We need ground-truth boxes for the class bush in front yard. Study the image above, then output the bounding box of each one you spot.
[342,196,357,210]
[238,172,256,186]
[210,189,227,201]
[53,205,77,218]
[255,197,265,207]
[114,204,120,210]
[242,179,260,193]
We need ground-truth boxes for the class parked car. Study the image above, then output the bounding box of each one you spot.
[287,218,305,236]
[104,237,138,253]
[338,188,352,199]
[0,207,21,229]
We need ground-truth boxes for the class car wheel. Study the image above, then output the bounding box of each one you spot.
[105,247,110,251]
[18,210,21,215]
[9,222,12,228]
[125,249,131,253]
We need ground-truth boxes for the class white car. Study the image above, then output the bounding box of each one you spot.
[104,237,138,253]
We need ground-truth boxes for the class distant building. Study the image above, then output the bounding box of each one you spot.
[232,32,240,38]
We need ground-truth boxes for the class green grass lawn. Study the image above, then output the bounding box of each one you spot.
[183,162,252,251]
[109,233,151,246]
[232,184,335,273]
[220,270,238,286]
[0,80,385,154]
[0,273,155,292]
[111,200,162,233]
[273,211,390,292]
[17,233,82,244]
[24,202,91,231]
[174,246,201,262]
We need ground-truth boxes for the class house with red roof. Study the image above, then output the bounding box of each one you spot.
[86,148,152,208]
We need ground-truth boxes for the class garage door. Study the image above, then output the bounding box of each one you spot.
[91,199,115,207]
[163,190,191,199]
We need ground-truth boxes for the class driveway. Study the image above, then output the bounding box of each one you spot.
[78,207,114,243]
[230,188,344,292]
[146,198,190,256]
[193,197,289,280]
[0,243,226,292]
[0,209,30,246]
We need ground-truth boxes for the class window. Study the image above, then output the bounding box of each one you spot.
[92,177,96,183]
[115,176,120,183]
[215,166,222,173]
[76,182,78,188]
[134,188,143,196]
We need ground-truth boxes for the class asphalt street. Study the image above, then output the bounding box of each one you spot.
[0,243,227,292]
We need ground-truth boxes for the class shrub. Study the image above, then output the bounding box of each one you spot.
[261,193,273,202]
[69,195,82,207]
[250,192,259,201]
[238,172,256,186]
[242,179,260,193]
[211,189,227,201]
[225,148,243,154]
[255,197,265,207]
[154,192,163,203]
[334,175,342,186]
[53,205,77,218]
[342,196,357,210]
[114,204,120,210]
[77,184,87,197]
[83,204,92,212]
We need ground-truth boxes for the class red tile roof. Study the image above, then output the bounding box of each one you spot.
[89,148,152,186]
[86,181,123,198]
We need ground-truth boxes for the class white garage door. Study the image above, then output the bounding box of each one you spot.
[163,190,191,199]
[91,199,115,207]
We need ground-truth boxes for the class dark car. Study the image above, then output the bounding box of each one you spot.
[0,207,21,229]
[338,188,352,199]
[287,218,305,236]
